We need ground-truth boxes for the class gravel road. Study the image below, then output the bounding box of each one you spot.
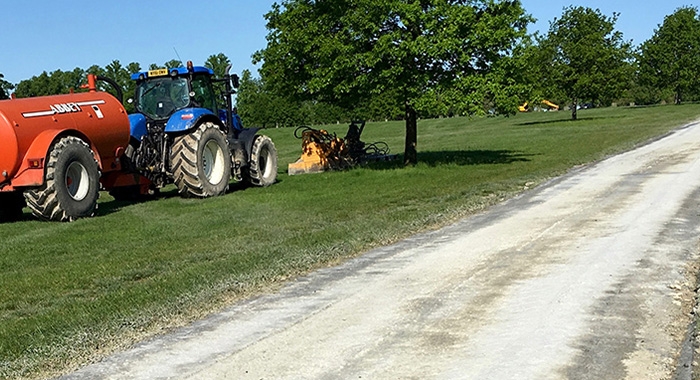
[63,119,700,380]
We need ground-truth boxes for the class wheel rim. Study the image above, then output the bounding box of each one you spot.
[259,145,273,180]
[202,139,225,184]
[65,161,90,201]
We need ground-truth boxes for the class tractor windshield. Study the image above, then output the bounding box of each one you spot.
[135,77,190,120]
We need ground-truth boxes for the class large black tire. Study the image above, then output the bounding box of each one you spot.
[171,122,232,197]
[0,192,26,223]
[246,135,278,187]
[24,136,101,222]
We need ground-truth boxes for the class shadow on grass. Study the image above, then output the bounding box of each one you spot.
[96,187,178,217]
[517,114,626,127]
[365,149,535,170]
[97,177,284,217]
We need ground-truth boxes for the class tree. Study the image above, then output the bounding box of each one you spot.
[533,6,633,120]
[637,7,700,104]
[14,69,84,98]
[84,61,140,112]
[237,70,272,127]
[0,73,14,99]
[164,59,183,69]
[148,60,185,71]
[237,69,308,128]
[255,0,531,164]
[205,53,232,107]
[205,53,232,79]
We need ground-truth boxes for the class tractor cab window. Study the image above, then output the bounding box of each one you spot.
[190,74,217,113]
[135,77,190,120]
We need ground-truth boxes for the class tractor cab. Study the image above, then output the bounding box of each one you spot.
[131,65,218,121]
[129,61,241,136]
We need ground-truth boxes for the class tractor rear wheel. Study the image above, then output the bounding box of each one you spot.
[0,192,26,223]
[171,122,231,197]
[247,135,278,187]
[24,136,101,221]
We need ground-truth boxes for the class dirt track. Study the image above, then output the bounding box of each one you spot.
[63,119,700,380]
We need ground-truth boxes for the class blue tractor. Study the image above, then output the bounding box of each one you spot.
[113,61,277,199]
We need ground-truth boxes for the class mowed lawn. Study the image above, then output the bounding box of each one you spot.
[2,104,700,379]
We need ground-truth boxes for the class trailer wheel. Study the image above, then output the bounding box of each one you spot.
[247,135,278,187]
[0,192,26,223]
[171,122,231,197]
[24,137,101,222]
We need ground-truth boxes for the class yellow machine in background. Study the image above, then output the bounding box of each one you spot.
[519,100,559,112]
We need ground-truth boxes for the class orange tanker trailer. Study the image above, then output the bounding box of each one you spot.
[0,75,130,222]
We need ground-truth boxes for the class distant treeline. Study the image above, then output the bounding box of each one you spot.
[2,5,699,127]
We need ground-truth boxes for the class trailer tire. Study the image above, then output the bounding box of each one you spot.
[247,135,278,187]
[25,136,101,222]
[171,122,231,197]
[0,192,26,223]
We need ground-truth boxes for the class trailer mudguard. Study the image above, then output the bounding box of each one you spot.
[11,130,102,188]
[10,129,63,187]
[165,108,218,133]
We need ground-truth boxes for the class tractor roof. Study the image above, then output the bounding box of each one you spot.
[131,66,214,81]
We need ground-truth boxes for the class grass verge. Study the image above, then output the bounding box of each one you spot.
[1,104,699,379]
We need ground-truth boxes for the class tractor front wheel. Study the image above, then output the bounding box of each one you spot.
[171,122,231,197]
[24,136,101,221]
[247,135,278,187]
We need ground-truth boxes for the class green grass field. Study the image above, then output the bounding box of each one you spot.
[2,104,700,379]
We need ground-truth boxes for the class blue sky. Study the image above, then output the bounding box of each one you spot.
[0,1,696,85]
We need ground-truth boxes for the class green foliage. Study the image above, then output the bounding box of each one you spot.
[257,0,531,112]
[238,69,284,128]
[255,0,533,163]
[236,69,349,128]
[637,6,700,104]
[164,59,183,69]
[0,73,13,100]
[12,61,140,111]
[205,53,232,107]
[14,68,86,98]
[531,6,633,119]
[204,53,231,79]
[100,60,141,112]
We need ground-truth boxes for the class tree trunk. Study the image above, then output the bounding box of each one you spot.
[404,103,418,165]
[571,99,578,121]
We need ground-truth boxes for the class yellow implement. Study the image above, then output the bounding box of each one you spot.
[519,100,559,112]
[287,128,350,175]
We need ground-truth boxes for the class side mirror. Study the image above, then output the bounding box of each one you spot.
[231,74,240,89]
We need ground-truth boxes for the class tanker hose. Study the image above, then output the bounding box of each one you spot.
[96,75,124,104]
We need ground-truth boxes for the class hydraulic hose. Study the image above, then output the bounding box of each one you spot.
[96,75,124,104]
